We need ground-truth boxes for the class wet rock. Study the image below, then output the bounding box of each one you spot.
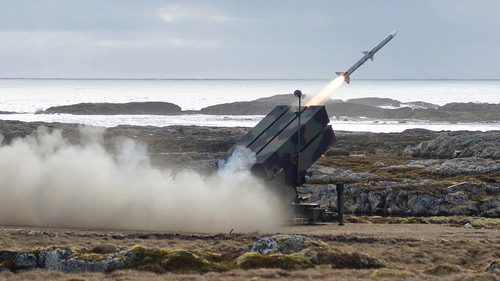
[440,102,500,114]
[251,235,314,255]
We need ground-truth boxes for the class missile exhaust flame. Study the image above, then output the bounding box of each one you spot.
[305,76,344,106]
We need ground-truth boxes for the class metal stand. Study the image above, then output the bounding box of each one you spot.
[294,90,302,187]
[336,183,345,226]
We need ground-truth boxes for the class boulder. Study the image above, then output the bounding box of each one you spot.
[13,253,37,270]
[38,249,73,271]
[59,251,134,273]
[251,235,315,255]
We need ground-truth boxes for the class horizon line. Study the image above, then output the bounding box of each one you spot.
[0,78,499,81]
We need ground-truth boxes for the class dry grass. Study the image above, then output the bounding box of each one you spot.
[1,268,499,281]
[1,222,500,280]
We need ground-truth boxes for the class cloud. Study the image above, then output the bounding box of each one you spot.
[94,37,220,49]
[158,4,245,23]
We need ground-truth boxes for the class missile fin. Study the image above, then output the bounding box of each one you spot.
[345,76,350,84]
[362,51,369,55]
[335,72,344,77]
[369,55,374,61]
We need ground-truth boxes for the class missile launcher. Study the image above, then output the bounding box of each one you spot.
[220,104,336,222]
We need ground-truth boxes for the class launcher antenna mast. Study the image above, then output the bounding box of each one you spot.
[294,90,303,187]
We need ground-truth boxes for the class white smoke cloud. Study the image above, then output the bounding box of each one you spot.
[0,126,284,233]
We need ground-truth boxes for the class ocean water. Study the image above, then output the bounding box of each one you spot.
[0,79,499,132]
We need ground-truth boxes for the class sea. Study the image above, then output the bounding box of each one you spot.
[1,79,499,133]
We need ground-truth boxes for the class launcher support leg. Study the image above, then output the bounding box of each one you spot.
[337,183,345,226]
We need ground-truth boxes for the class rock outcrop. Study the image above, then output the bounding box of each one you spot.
[0,240,391,274]
[43,102,182,115]
[403,132,500,159]
[251,235,314,255]
[32,95,500,122]
[300,180,500,217]
[1,248,135,273]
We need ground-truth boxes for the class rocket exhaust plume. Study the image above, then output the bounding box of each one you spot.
[0,127,284,233]
[305,75,345,106]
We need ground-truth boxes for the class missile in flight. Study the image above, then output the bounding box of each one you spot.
[336,30,398,84]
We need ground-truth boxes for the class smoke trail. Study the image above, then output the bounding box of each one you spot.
[0,127,284,233]
[305,76,345,106]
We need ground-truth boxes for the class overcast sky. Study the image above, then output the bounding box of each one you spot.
[1,0,499,79]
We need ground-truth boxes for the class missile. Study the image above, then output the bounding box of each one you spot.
[336,30,398,84]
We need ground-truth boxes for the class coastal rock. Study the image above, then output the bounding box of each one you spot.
[440,102,500,115]
[403,132,500,159]
[345,97,401,107]
[43,102,182,115]
[200,94,301,115]
[9,93,500,122]
[251,235,314,255]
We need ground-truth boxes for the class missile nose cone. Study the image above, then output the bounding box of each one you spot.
[390,30,398,37]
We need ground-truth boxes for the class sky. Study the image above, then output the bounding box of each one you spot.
[1,0,499,79]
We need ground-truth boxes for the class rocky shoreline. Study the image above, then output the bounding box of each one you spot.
[1,119,499,219]
[13,95,500,123]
